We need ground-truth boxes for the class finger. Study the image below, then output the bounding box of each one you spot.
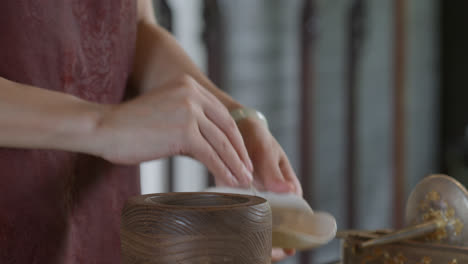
[199,116,253,186]
[189,129,239,187]
[257,157,292,193]
[194,83,254,172]
[214,176,231,187]
[279,154,303,196]
[283,248,296,256]
[271,248,289,262]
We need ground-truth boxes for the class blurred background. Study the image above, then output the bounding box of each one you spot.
[140,0,468,263]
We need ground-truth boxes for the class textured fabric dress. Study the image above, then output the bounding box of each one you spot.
[0,1,140,263]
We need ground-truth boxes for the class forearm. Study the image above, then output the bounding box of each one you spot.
[0,77,104,154]
[130,21,243,111]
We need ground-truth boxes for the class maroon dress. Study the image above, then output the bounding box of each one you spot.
[0,1,140,263]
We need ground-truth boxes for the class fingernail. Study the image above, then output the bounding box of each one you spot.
[247,159,254,172]
[243,165,253,183]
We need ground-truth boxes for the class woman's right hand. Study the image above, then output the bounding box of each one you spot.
[92,75,253,187]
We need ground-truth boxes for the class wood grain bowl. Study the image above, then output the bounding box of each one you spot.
[121,192,272,264]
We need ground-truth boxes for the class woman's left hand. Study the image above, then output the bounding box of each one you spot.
[233,117,302,196]
[231,116,303,262]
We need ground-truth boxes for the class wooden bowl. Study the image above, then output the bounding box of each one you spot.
[121,192,272,264]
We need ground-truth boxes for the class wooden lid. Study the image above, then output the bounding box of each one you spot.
[121,192,272,264]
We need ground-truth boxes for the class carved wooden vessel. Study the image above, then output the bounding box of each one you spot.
[121,192,272,264]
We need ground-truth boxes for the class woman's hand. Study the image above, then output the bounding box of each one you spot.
[272,248,296,262]
[93,75,254,186]
[236,117,302,196]
[236,116,303,262]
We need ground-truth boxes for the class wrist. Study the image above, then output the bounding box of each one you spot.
[50,99,112,156]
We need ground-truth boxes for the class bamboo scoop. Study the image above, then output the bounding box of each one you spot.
[360,174,468,248]
[205,187,337,250]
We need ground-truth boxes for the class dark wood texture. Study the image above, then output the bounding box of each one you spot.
[393,0,406,229]
[345,0,366,230]
[342,233,468,264]
[203,0,225,89]
[154,0,175,192]
[300,0,316,213]
[440,1,468,177]
[154,0,173,32]
[203,0,225,187]
[300,0,316,263]
[121,193,272,263]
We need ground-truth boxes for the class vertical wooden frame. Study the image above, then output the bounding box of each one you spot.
[203,0,225,187]
[300,0,316,263]
[393,0,406,229]
[155,0,173,32]
[345,0,366,230]
[203,0,225,88]
[154,0,175,192]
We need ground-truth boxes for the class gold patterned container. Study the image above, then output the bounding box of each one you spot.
[341,231,468,264]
